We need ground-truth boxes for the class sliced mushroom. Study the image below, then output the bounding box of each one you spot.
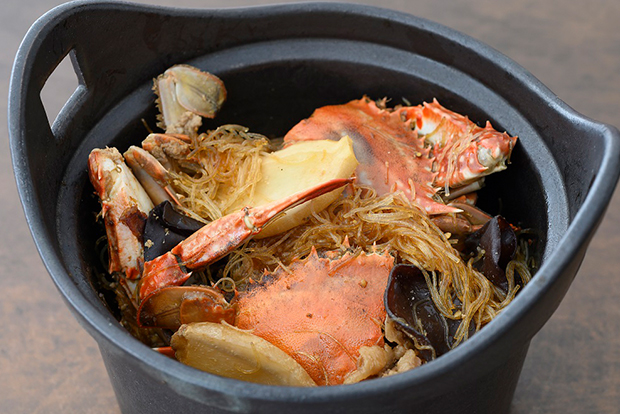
[143,200,205,262]
[385,264,471,361]
[463,215,517,291]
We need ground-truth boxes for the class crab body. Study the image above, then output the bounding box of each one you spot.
[236,248,394,385]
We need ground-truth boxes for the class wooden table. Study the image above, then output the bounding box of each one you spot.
[2,0,619,412]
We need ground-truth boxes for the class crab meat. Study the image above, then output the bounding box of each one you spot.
[141,133,194,171]
[236,248,395,385]
[283,97,517,215]
[88,148,154,280]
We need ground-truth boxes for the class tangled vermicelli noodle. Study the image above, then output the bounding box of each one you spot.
[168,124,271,222]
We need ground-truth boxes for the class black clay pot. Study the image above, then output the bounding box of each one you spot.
[9,2,620,413]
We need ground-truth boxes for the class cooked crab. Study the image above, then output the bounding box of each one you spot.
[236,247,395,385]
[88,63,527,388]
[284,97,517,221]
[88,147,153,281]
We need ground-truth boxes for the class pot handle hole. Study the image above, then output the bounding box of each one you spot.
[39,48,85,133]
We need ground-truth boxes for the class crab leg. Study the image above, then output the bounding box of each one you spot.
[139,177,353,300]
[88,148,154,281]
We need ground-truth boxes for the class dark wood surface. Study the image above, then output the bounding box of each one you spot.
[2,0,619,413]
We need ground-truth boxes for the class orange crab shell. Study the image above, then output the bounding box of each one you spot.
[283,97,517,216]
[236,248,395,386]
[283,98,455,215]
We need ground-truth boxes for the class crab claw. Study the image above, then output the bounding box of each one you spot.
[155,64,227,132]
[402,99,517,191]
[124,145,181,206]
[140,252,190,301]
[139,177,353,300]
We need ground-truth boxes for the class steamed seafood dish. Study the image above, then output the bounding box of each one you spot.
[89,64,535,386]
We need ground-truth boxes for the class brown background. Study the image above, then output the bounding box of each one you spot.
[2,0,619,413]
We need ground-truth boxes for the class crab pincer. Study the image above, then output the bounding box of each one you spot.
[139,177,354,300]
[400,99,517,192]
[124,145,181,206]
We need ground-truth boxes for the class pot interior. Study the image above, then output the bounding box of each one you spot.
[57,44,560,352]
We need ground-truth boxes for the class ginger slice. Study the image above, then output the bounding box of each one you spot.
[171,322,316,387]
[226,136,358,238]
